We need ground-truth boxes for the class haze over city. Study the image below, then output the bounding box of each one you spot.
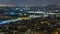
[0,0,60,7]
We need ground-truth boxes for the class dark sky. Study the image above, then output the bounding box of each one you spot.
[0,0,60,6]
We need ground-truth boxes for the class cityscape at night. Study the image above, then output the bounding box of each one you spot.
[0,0,60,34]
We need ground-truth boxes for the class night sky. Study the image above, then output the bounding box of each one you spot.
[0,0,60,6]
